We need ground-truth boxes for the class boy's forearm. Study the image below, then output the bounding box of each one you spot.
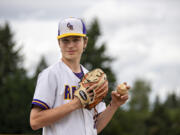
[96,102,118,133]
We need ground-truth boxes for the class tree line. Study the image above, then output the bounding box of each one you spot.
[0,20,180,135]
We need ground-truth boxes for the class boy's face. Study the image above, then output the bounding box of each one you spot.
[58,36,87,61]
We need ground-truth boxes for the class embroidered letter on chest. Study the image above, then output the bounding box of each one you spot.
[64,85,77,100]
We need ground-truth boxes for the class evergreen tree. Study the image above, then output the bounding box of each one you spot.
[0,23,22,85]
[129,79,151,112]
[154,95,161,110]
[145,92,180,135]
[164,92,179,109]
[0,23,35,133]
[81,19,116,103]
[145,104,171,135]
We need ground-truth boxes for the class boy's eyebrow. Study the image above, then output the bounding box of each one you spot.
[61,38,69,41]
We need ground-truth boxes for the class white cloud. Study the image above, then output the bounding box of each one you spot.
[11,20,60,75]
[0,0,97,20]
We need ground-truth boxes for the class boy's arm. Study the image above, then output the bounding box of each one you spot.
[30,97,81,130]
[96,91,128,133]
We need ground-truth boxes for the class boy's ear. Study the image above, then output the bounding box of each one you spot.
[83,37,88,52]
[58,39,61,46]
[84,37,88,47]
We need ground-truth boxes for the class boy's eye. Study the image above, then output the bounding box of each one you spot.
[73,38,80,42]
[62,39,69,43]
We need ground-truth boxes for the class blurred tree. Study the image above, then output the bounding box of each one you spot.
[145,104,171,135]
[81,18,116,103]
[0,23,22,85]
[0,23,39,133]
[145,92,180,135]
[163,93,180,134]
[129,79,151,112]
[154,95,161,109]
[164,92,179,109]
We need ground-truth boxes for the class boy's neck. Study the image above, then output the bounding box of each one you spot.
[61,58,81,73]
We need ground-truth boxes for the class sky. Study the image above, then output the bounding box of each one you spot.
[0,0,180,103]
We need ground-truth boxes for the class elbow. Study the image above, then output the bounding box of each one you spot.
[31,124,39,131]
[30,119,40,130]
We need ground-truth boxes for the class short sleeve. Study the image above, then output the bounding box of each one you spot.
[32,68,57,110]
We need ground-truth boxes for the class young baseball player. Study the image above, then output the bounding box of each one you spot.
[30,17,129,135]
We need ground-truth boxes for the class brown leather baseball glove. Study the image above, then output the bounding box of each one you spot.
[74,68,108,110]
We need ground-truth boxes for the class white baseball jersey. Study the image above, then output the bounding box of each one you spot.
[32,59,106,135]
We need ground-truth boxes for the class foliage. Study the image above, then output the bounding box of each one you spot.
[0,23,42,133]
[0,23,22,85]
[129,79,151,112]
